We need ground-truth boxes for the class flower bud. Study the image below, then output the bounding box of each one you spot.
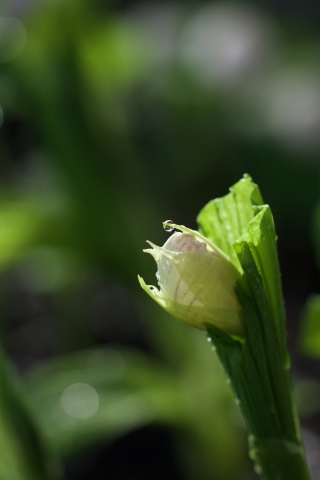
[138,224,244,336]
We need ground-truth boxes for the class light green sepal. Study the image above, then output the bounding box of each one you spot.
[197,174,263,271]
[233,205,286,357]
[137,275,167,309]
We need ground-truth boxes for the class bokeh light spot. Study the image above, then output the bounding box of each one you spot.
[60,383,99,419]
[180,3,272,88]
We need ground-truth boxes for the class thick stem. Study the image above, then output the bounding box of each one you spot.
[206,322,313,480]
[249,437,312,480]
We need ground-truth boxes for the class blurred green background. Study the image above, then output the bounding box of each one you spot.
[1,0,320,479]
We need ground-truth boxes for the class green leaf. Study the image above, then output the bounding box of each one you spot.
[206,294,283,440]
[234,206,286,358]
[235,211,298,441]
[300,294,320,357]
[205,186,300,444]
[197,174,263,271]
[235,242,294,439]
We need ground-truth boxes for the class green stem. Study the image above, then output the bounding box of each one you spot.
[199,176,312,479]
[249,437,312,480]
[206,322,313,480]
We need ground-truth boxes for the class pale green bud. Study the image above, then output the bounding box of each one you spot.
[138,224,244,336]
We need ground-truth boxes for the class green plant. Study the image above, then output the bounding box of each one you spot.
[141,175,312,480]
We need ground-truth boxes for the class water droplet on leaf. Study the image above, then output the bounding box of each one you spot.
[163,220,175,232]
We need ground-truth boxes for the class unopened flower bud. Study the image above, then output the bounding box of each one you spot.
[138,224,244,336]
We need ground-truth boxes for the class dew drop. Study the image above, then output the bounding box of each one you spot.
[163,220,175,232]
[211,346,216,351]
[235,398,241,405]
[206,337,212,342]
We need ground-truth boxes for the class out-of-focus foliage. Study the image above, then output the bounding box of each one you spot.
[0,348,58,480]
[300,295,320,357]
[300,197,320,358]
[23,325,246,480]
[295,379,320,418]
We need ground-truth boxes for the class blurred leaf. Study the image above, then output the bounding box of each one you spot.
[23,347,185,457]
[0,197,82,274]
[23,341,246,480]
[0,349,58,480]
[78,21,150,95]
[312,201,320,270]
[0,18,27,63]
[300,294,320,357]
[8,6,157,282]
[20,246,85,294]
[294,379,320,417]
[0,200,43,269]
